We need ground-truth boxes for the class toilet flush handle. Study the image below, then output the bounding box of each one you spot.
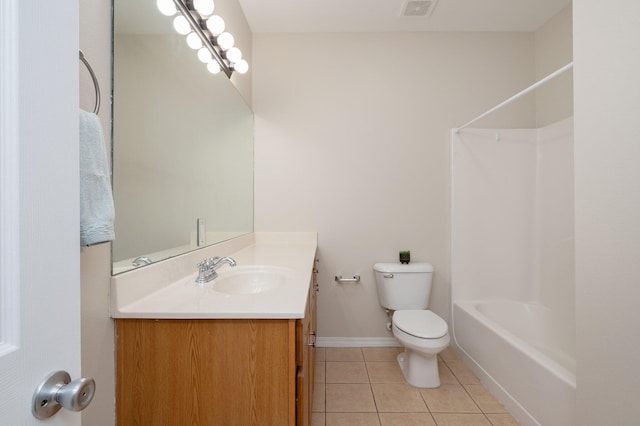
[383,273,394,278]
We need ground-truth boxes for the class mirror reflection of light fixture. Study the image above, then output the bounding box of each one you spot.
[155,0,249,77]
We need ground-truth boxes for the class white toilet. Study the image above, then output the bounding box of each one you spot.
[373,262,450,388]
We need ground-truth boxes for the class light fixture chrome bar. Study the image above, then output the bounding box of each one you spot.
[172,0,232,78]
[454,62,573,133]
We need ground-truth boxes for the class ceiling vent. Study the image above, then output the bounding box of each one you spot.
[401,0,439,18]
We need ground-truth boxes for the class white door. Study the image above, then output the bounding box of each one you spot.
[1,1,83,424]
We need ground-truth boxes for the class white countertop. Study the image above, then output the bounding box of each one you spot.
[110,232,317,319]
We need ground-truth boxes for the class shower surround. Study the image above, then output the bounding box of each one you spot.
[451,117,575,425]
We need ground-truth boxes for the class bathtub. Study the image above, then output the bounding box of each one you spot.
[453,300,576,426]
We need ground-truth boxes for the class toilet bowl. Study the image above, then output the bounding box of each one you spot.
[392,309,450,388]
[373,262,450,388]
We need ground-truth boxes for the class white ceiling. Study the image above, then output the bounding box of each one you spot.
[238,0,571,33]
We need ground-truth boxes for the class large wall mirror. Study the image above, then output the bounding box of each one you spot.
[112,0,253,274]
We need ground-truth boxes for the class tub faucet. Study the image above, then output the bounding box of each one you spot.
[196,256,237,284]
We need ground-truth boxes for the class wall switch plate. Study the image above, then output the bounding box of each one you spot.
[197,218,206,246]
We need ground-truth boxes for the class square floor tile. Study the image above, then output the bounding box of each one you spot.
[312,412,325,426]
[362,347,403,362]
[438,359,460,385]
[316,362,326,383]
[443,359,480,384]
[326,348,364,362]
[378,413,436,426]
[420,384,481,413]
[326,412,381,426]
[371,383,429,413]
[366,362,405,383]
[326,383,377,412]
[464,384,507,413]
[431,413,491,425]
[439,348,460,363]
[313,382,325,412]
[485,413,521,425]
[316,347,326,362]
[326,362,369,383]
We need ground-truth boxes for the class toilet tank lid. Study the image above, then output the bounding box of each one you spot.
[373,262,434,273]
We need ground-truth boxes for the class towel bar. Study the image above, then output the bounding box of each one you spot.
[79,50,100,114]
[335,275,361,283]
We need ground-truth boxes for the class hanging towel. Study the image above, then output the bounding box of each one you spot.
[80,109,115,246]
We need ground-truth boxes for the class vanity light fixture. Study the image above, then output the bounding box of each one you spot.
[156,0,249,78]
[186,32,203,49]
[172,15,191,35]
[157,0,177,16]
[197,47,213,63]
[206,15,225,36]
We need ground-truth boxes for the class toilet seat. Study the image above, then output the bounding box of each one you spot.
[393,310,448,339]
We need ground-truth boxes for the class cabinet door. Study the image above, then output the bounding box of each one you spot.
[116,319,294,426]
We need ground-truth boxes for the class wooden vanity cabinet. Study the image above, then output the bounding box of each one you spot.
[115,270,318,426]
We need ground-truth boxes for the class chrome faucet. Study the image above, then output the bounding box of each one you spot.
[132,256,152,267]
[196,256,237,284]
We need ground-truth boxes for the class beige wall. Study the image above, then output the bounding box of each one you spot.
[534,3,573,126]
[253,32,537,340]
[574,1,640,424]
[79,1,252,424]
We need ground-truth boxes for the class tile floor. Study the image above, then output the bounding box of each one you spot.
[312,347,520,426]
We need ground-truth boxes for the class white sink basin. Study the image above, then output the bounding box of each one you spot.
[212,266,293,295]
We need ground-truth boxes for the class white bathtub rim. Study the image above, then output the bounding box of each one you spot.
[454,299,576,389]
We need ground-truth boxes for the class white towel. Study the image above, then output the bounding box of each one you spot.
[80,109,115,245]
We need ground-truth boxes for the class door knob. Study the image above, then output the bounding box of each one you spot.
[32,370,96,419]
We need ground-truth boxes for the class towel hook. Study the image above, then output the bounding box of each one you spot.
[79,50,100,114]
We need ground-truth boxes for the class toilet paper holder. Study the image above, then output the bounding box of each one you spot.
[334,275,361,283]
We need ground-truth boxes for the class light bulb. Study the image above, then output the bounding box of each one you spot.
[233,59,249,74]
[197,47,212,63]
[217,32,234,51]
[207,61,221,74]
[226,47,242,63]
[206,15,225,36]
[156,0,176,16]
[193,0,215,16]
[173,15,191,35]
[186,32,203,50]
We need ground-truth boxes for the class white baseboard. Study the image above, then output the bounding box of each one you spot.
[316,337,400,348]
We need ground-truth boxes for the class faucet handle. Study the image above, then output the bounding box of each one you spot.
[197,259,208,271]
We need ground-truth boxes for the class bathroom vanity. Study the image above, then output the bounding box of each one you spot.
[111,233,318,426]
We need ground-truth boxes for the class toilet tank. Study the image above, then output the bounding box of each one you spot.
[373,262,434,310]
